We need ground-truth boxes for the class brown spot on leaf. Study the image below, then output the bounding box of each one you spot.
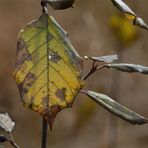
[18,72,36,98]
[48,105,61,130]
[18,83,28,101]
[25,72,36,87]
[55,88,66,100]
[49,51,61,63]
[16,37,32,70]
[39,105,61,131]
[48,32,53,40]
[26,72,36,80]
[17,37,26,52]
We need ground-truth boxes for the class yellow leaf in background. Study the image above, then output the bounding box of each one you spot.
[14,13,84,129]
[111,0,148,30]
[110,14,138,46]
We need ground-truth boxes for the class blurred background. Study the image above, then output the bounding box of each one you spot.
[0,0,148,148]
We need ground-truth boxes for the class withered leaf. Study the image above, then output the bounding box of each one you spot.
[85,55,118,63]
[82,90,148,125]
[105,63,148,74]
[0,113,15,132]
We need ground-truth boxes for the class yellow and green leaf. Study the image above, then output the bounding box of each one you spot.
[14,13,84,128]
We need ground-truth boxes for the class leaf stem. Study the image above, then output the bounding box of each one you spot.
[9,140,19,148]
[83,61,105,80]
[41,118,48,148]
[41,0,48,14]
[8,133,19,148]
[83,61,96,80]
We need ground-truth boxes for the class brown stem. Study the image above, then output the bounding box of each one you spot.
[9,140,19,148]
[41,118,48,148]
[8,132,19,148]
[83,61,96,80]
[83,61,105,80]
[41,0,48,14]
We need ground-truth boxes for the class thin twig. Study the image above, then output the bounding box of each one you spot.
[83,60,105,80]
[96,65,106,70]
[83,61,101,81]
[8,132,19,148]
[41,118,48,148]
[41,0,48,14]
[83,61,96,80]
[9,140,19,148]
[9,132,14,142]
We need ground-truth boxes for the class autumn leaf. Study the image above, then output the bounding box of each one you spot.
[14,13,84,129]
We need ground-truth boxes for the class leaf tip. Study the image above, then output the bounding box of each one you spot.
[135,117,148,125]
[44,105,61,131]
[133,17,148,30]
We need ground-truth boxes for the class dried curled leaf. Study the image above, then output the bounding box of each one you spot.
[0,113,15,132]
[14,14,84,129]
[47,0,75,10]
[105,63,148,74]
[82,90,148,125]
[111,0,148,30]
[85,55,118,63]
